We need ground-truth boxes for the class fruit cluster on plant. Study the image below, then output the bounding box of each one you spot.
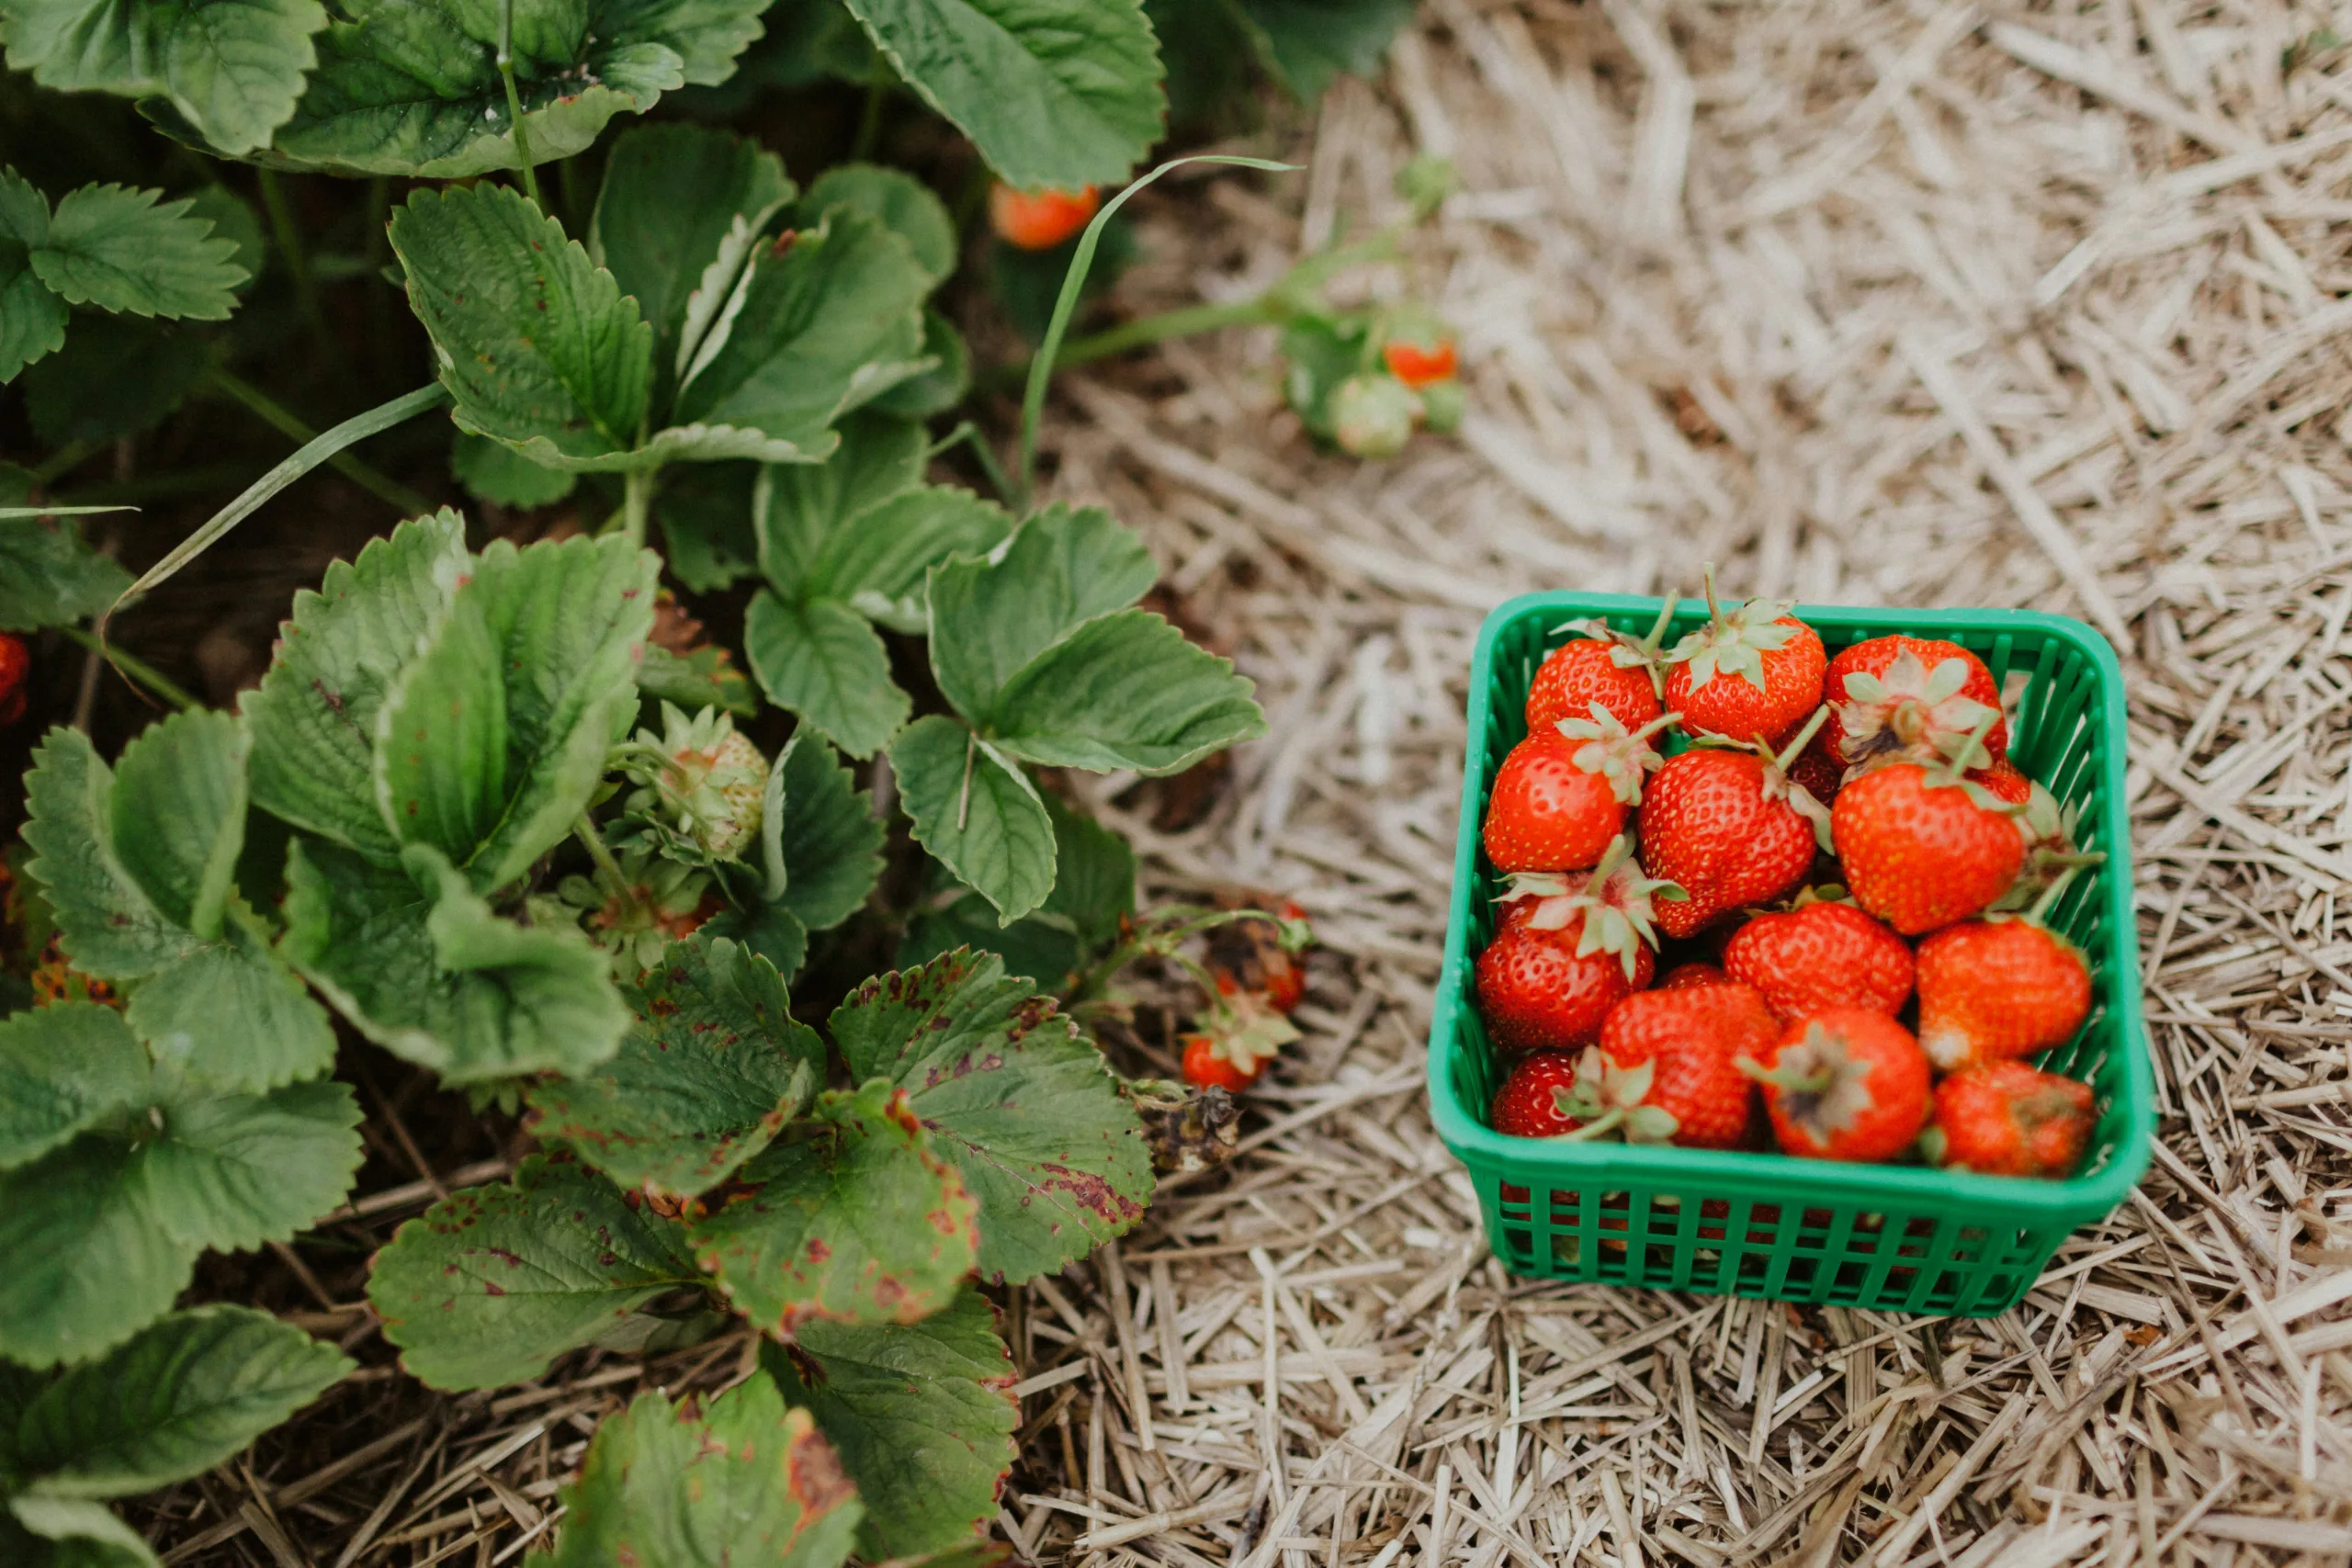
[1479,578,2105,1182]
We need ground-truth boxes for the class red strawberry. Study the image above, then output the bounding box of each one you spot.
[1915,915,2092,1072]
[1742,1009,1930,1162]
[990,183,1099,250]
[1207,901,1311,1013]
[1490,1050,1588,1138]
[1182,1035,1259,1092]
[1787,734,1844,804]
[1830,756,2024,935]
[1383,337,1457,389]
[1919,1062,2095,1179]
[1822,636,2006,769]
[1663,570,1826,745]
[1181,992,1299,1091]
[1475,838,1674,1050]
[1635,709,1833,939]
[1526,602,1677,736]
[1483,707,1674,873]
[1723,897,1914,1022]
[1570,983,1776,1149]
[1968,756,2031,804]
[0,634,26,727]
[1658,961,1729,990]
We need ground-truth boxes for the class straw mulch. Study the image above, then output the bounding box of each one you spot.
[134,4,2352,1565]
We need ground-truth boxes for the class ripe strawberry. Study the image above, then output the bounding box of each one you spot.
[1919,1062,2096,1179]
[1476,838,1674,1049]
[1207,900,1312,1013]
[1822,636,2006,769]
[1658,961,1729,990]
[1742,1009,1930,1162]
[1723,897,1914,1022]
[0,633,27,726]
[1968,756,2031,805]
[1182,1035,1258,1092]
[1663,571,1826,745]
[1181,992,1299,1091]
[1483,707,1674,872]
[1634,710,1832,938]
[1383,337,1457,389]
[1786,734,1844,804]
[1525,602,1677,736]
[1572,983,1776,1148]
[989,183,1099,250]
[1914,915,2092,1071]
[1830,757,2024,935]
[1490,1050,1588,1138]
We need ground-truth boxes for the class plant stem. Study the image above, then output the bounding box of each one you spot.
[110,382,451,618]
[208,367,435,516]
[993,297,1283,390]
[928,421,1016,505]
[257,169,337,360]
[498,0,545,214]
[30,440,97,487]
[853,54,892,162]
[622,465,655,547]
[54,625,199,711]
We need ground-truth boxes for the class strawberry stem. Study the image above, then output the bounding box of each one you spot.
[1559,1107,1628,1142]
[2025,863,2082,926]
[1700,562,1724,628]
[1927,709,2000,786]
[1640,594,1679,653]
[1772,705,1831,772]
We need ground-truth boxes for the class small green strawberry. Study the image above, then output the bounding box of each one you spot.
[628,703,769,862]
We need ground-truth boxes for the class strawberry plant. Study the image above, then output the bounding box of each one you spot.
[0,0,1417,1556]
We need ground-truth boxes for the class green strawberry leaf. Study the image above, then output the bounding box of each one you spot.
[0,172,67,383]
[13,1305,350,1499]
[899,793,1134,987]
[654,461,760,592]
[5,1497,161,1568]
[1233,0,1419,99]
[669,207,934,458]
[21,726,192,979]
[839,0,1164,188]
[702,902,809,984]
[243,510,469,861]
[797,164,956,283]
[543,1372,863,1568]
[756,412,928,597]
[689,1079,979,1337]
[865,308,970,420]
[20,315,209,446]
[768,733,886,931]
[525,935,821,1200]
[0,1138,193,1369]
[0,1003,149,1172]
[255,0,764,177]
[763,1288,1016,1561]
[135,1077,364,1254]
[2,0,326,154]
[368,1156,705,1392]
[450,432,577,510]
[810,486,1014,635]
[29,185,248,321]
[0,472,133,628]
[120,925,339,1092]
[889,716,1057,926]
[108,709,246,942]
[638,642,759,718]
[831,949,1148,1282]
[925,503,1157,723]
[743,593,910,761]
[390,185,651,470]
[591,123,796,414]
[984,609,1266,773]
[282,840,630,1083]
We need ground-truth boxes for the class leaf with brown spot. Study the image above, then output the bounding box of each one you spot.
[829,949,1149,1284]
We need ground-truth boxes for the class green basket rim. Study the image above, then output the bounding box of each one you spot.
[1426,591,2155,1221]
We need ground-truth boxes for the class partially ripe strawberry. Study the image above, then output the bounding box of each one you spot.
[989,183,1099,250]
[1208,904,1312,1013]
[1490,1050,1587,1138]
[0,634,27,727]
[1482,707,1674,873]
[1822,636,2006,768]
[1744,1009,1930,1162]
[1831,761,2023,935]
[1664,570,1826,745]
[1915,916,2092,1071]
[1723,897,1914,1022]
[1634,711,1832,938]
[1920,1062,2095,1179]
[1577,984,1776,1149]
[1383,337,1457,388]
[1658,961,1729,990]
[1476,839,1674,1049]
[1525,609,1675,737]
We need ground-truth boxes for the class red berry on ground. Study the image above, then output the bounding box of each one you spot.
[1634,712,1832,939]
[1745,1009,1931,1163]
[989,184,1100,250]
[1920,1061,2096,1179]
[1383,337,1458,388]
[1663,572,1826,745]
[1182,1034,1259,1093]
[0,634,27,727]
[1831,761,2025,935]
[1723,898,1914,1022]
[1490,1050,1590,1138]
[1914,916,2093,1071]
[1822,635,2007,769]
[1482,708,1672,873]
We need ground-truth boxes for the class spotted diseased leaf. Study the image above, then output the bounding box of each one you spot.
[689,1079,979,1337]
[763,1288,1016,1561]
[888,716,1057,926]
[255,0,767,177]
[13,1305,351,1499]
[1,0,327,155]
[526,936,822,1200]
[545,1372,862,1568]
[31,185,249,321]
[282,840,630,1084]
[368,1156,705,1392]
[0,1003,149,1172]
[839,0,1165,189]
[831,949,1149,1283]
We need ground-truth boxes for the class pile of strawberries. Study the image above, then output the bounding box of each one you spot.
[1478,581,2103,1181]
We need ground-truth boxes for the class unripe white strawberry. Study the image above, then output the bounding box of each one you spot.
[631,703,768,862]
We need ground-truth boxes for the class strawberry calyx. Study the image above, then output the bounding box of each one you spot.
[1690,705,1834,852]
[1499,835,1684,980]
[1555,705,1680,805]
[1834,649,1999,768]
[1736,1021,1875,1145]
[1668,564,1801,694]
[1555,596,1680,686]
[1552,1048,1680,1143]
[1914,710,2016,813]
[1988,783,2106,911]
[1193,989,1301,1074]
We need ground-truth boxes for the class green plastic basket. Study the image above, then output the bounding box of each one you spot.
[1427,592,2154,1316]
